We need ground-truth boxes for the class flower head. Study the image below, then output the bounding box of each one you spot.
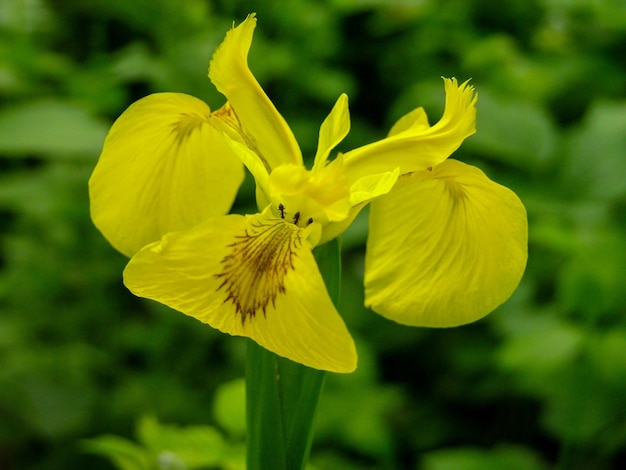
[89,14,527,373]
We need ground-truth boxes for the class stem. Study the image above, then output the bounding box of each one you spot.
[245,238,342,470]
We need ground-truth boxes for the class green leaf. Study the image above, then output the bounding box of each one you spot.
[213,378,246,438]
[464,89,557,171]
[557,228,626,319]
[562,101,626,200]
[422,445,547,470]
[497,310,584,389]
[137,415,226,469]
[0,100,108,158]
[81,435,153,470]
[245,238,341,470]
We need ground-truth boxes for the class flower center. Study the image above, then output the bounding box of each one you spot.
[277,203,314,228]
[215,217,301,323]
[267,162,352,228]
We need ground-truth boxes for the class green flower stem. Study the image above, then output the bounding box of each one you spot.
[245,238,342,470]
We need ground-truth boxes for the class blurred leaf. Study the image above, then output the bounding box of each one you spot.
[13,373,93,438]
[422,445,547,470]
[0,0,52,34]
[541,358,626,445]
[309,450,373,470]
[557,228,626,319]
[561,100,626,200]
[589,329,626,385]
[82,435,153,470]
[316,344,399,461]
[497,310,584,388]
[137,415,226,469]
[213,378,246,438]
[316,384,398,459]
[465,89,557,170]
[0,100,108,157]
[88,0,210,39]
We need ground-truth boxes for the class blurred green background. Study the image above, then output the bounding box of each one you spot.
[1,0,625,469]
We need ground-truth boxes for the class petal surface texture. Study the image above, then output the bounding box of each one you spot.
[123,213,357,373]
[209,14,302,170]
[89,93,244,257]
[343,78,477,182]
[364,159,528,327]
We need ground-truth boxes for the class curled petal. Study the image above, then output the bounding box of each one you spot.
[123,212,357,373]
[89,93,244,257]
[343,78,477,182]
[364,159,528,327]
[209,14,302,170]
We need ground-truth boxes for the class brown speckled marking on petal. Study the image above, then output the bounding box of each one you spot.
[215,218,302,323]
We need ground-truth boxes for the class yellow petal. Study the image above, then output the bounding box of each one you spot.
[123,212,357,373]
[364,159,528,327]
[349,167,400,206]
[316,167,400,243]
[225,136,270,197]
[343,78,477,182]
[388,106,430,136]
[313,93,350,171]
[89,93,244,257]
[208,14,302,170]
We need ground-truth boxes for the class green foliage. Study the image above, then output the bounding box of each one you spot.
[422,445,548,470]
[1,0,625,469]
[83,414,245,470]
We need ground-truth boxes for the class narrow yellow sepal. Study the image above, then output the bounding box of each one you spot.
[89,93,244,257]
[343,78,477,182]
[364,159,528,327]
[208,14,302,170]
[123,212,357,373]
[313,93,350,171]
[318,166,400,244]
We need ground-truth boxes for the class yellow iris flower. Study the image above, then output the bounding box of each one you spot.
[89,14,527,373]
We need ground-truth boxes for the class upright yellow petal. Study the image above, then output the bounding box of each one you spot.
[123,212,357,373]
[364,159,527,327]
[89,93,244,257]
[209,14,302,170]
[343,78,477,182]
[313,93,350,171]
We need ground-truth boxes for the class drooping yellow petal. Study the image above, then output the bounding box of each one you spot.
[364,159,528,327]
[313,93,350,171]
[123,211,357,373]
[208,14,302,170]
[89,93,244,257]
[343,78,477,182]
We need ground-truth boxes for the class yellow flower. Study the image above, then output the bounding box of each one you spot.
[89,14,527,373]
